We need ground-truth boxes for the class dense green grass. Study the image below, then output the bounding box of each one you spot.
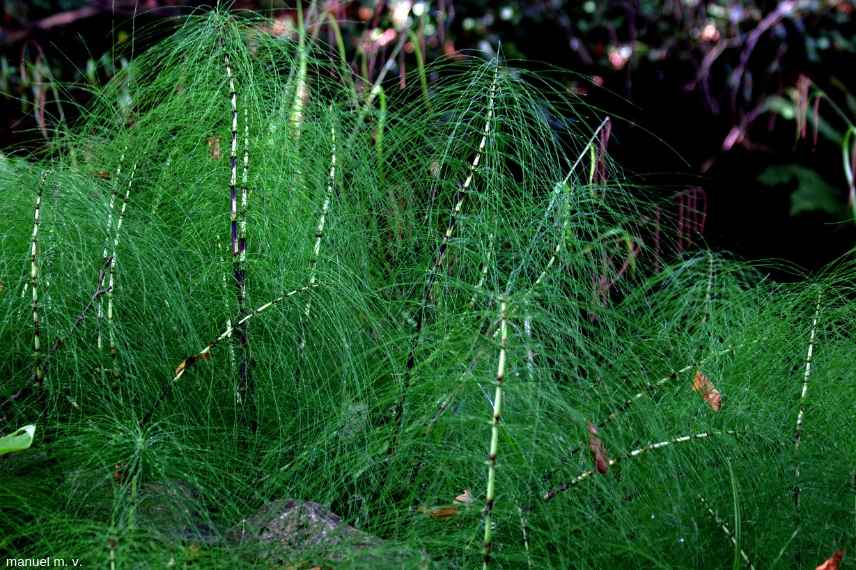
[1,10,854,569]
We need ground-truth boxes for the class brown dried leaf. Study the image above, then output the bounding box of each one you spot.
[816,550,845,570]
[692,370,722,412]
[454,489,474,505]
[418,505,459,519]
[588,422,609,474]
[174,353,210,376]
[95,170,111,180]
[208,136,222,160]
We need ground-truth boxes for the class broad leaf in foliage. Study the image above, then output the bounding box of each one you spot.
[0,424,36,456]
[758,165,845,218]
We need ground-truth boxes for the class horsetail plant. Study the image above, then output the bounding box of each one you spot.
[304,119,337,317]
[542,342,759,481]
[2,10,856,568]
[239,114,250,276]
[482,297,508,569]
[530,117,611,292]
[97,152,125,358]
[698,494,756,570]
[794,289,823,534]
[105,161,137,381]
[218,237,237,376]
[30,171,47,389]
[389,63,499,452]
[299,118,336,353]
[544,431,739,500]
[289,0,310,139]
[224,49,252,412]
[174,284,319,377]
[469,232,494,308]
[141,283,319,426]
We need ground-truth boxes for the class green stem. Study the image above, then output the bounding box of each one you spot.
[483,298,509,569]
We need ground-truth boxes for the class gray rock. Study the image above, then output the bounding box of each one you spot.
[230,499,430,568]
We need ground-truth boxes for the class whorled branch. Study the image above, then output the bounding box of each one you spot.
[530,117,611,293]
[542,341,760,483]
[140,284,318,427]
[698,494,756,570]
[2,255,112,414]
[469,232,494,308]
[543,431,738,501]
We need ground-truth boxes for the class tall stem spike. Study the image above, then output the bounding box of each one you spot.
[389,65,499,456]
[529,117,611,293]
[224,51,253,416]
[794,290,822,528]
[106,161,137,381]
[482,298,509,569]
[30,171,47,388]
[305,120,337,318]
[98,152,125,357]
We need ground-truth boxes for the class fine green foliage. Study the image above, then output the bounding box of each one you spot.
[1,10,854,569]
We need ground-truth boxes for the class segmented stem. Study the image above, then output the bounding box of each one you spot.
[106,161,137,380]
[30,172,47,387]
[518,506,532,569]
[530,118,611,293]
[2,257,112,413]
[469,233,494,308]
[523,311,534,380]
[98,153,125,355]
[544,431,737,501]
[794,290,822,516]
[173,284,318,383]
[290,0,308,138]
[543,340,760,481]
[218,238,237,374]
[225,53,239,258]
[238,113,250,286]
[424,71,497,306]
[698,495,756,570]
[483,298,508,569]
[107,537,117,570]
[389,67,498,452]
[531,191,569,291]
[224,51,253,412]
[141,284,318,427]
[305,120,337,318]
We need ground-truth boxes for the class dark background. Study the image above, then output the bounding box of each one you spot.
[2,0,855,274]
